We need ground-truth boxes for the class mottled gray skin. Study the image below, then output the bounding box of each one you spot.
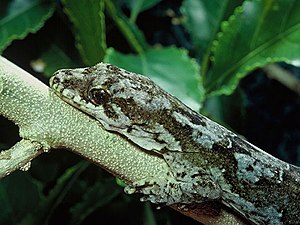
[50,64,230,153]
[50,63,300,225]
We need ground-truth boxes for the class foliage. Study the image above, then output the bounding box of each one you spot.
[0,0,300,224]
[62,0,106,65]
[0,0,55,52]
[204,0,300,95]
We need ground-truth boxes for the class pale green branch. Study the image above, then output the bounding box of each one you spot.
[0,140,43,178]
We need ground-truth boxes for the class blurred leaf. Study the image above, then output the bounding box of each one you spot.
[39,44,78,77]
[70,178,121,225]
[19,162,89,225]
[104,47,204,110]
[105,0,149,53]
[0,172,43,225]
[181,0,229,59]
[62,0,106,65]
[115,177,127,187]
[125,0,162,22]
[181,0,243,76]
[0,0,55,53]
[205,0,300,96]
[126,0,161,12]
[143,203,157,225]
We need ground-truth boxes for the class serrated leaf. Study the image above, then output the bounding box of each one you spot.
[181,0,243,74]
[181,0,228,59]
[205,0,300,96]
[0,0,54,53]
[104,47,204,110]
[62,0,106,65]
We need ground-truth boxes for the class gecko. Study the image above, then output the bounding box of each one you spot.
[50,63,298,225]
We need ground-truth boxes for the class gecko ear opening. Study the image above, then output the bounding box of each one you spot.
[88,87,111,105]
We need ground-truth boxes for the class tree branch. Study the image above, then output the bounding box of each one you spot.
[0,140,43,178]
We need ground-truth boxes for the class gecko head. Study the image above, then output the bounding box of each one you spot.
[50,63,186,151]
[50,63,112,107]
[49,63,168,130]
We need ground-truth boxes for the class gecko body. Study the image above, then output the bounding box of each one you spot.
[50,63,294,225]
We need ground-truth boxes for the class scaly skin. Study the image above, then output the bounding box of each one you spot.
[50,63,300,225]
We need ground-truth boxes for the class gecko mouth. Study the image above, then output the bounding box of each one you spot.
[50,79,98,112]
[49,76,59,88]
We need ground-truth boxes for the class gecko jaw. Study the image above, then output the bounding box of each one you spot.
[51,83,98,113]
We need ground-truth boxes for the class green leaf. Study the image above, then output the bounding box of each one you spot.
[0,0,55,53]
[181,0,243,74]
[143,203,157,225]
[62,0,106,65]
[181,0,228,59]
[19,162,89,225]
[0,172,43,225]
[115,177,127,187]
[105,0,149,54]
[204,0,300,96]
[104,47,204,110]
[125,0,162,22]
[39,44,78,78]
[126,0,161,12]
[70,178,121,225]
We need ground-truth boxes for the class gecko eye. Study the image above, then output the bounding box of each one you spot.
[88,88,111,105]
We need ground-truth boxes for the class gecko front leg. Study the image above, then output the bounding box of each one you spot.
[125,151,222,205]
